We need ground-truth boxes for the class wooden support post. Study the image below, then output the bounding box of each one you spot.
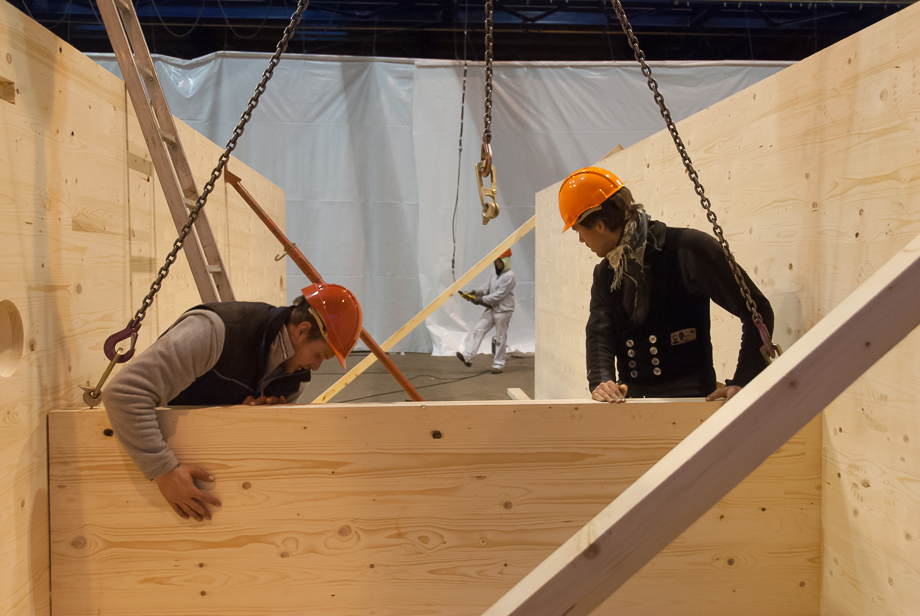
[482,230,920,616]
[313,216,536,403]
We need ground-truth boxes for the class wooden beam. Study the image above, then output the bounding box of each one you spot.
[482,230,920,616]
[313,216,536,403]
[507,387,531,400]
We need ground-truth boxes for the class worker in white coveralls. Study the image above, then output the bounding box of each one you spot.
[456,248,516,374]
[102,283,362,522]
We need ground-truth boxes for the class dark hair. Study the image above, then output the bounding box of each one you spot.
[289,295,325,340]
[578,187,633,232]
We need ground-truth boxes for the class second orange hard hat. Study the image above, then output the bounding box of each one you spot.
[558,167,625,232]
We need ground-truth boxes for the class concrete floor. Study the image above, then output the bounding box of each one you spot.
[308,351,535,403]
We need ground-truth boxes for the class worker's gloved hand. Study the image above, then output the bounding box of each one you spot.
[154,464,222,522]
[472,290,484,299]
[243,395,286,406]
[592,380,628,403]
[706,385,741,401]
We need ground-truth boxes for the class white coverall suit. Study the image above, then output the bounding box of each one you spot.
[459,262,516,370]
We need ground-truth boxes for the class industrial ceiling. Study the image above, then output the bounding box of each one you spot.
[15,0,916,62]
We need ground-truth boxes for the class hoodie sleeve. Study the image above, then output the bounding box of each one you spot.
[101,311,225,480]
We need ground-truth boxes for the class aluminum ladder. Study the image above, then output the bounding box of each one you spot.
[97,0,234,303]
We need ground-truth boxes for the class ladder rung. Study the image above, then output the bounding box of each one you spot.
[206,265,224,274]
[184,198,198,210]
[137,64,156,82]
[160,129,177,145]
[113,0,133,13]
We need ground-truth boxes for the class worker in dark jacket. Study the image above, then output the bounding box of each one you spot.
[102,283,362,521]
[558,167,773,403]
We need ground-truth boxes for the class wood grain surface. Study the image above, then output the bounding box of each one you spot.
[534,4,920,613]
[0,4,286,615]
[50,400,820,615]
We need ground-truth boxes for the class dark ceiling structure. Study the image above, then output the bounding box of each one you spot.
[14,0,917,62]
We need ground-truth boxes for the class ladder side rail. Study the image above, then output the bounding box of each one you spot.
[97,0,219,302]
[114,3,235,300]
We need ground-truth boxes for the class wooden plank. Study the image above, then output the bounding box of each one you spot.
[486,228,920,616]
[312,216,536,403]
[49,398,819,616]
[0,5,286,614]
[507,388,531,400]
[535,2,920,610]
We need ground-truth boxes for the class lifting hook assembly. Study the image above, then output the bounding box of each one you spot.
[81,321,141,408]
[476,143,500,225]
[757,319,783,364]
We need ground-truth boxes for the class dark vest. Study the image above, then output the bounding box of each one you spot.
[168,302,311,405]
[614,228,716,397]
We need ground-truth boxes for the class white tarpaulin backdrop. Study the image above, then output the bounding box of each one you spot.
[91,52,789,356]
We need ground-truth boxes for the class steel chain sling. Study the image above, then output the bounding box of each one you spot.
[475,0,500,224]
[81,0,311,406]
[608,0,781,363]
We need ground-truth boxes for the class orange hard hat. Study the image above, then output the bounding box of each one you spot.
[499,248,512,258]
[301,283,363,369]
[558,167,625,232]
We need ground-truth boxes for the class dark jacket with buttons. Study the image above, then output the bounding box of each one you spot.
[586,222,773,397]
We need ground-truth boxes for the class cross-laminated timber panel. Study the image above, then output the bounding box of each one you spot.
[49,400,820,615]
[535,2,920,613]
[0,4,286,615]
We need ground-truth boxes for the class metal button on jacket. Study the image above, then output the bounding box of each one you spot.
[626,339,635,348]
[628,360,637,368]
[649,347,658,355]
[651,357,660,366]
[653,367,662,376]
[649,335,657,343]
[630,370,638,378]
[628,349,636,358]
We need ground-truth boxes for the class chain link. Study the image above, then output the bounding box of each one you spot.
[130,0,310,328]
[482,0,494,147]
[609,0,763,325]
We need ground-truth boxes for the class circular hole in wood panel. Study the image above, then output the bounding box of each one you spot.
[0,300,24,377]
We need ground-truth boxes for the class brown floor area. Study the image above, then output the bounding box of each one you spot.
[309,351,535,403]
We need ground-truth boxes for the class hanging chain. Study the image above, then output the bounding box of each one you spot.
[130,0,310,330]
[609,0,778,358]
[475,0,499,223]
[482,0,494,155]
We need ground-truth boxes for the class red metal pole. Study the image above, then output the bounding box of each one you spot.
[225,170,424,402]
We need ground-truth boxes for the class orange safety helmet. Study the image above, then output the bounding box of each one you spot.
[498,248,512,258]
[300,283,363,369]
[558,167,625,232]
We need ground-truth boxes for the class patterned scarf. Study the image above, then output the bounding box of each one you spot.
[606,207,650,291]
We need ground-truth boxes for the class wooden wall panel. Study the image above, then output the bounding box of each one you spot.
[48,401,820,615]
[0,3,286,614]
[534,3,920,613]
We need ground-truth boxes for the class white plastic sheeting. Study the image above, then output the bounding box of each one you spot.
[91,52,789,355]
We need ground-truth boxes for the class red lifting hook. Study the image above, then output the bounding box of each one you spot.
[104,320,142,363]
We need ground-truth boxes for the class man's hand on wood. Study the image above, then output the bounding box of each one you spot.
[154,464,221,521]
[706,385,742,401]
[243,395,286,405]
[592,381,628,403]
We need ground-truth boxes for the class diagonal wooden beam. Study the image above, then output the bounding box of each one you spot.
[482,230,920,616]
[313,216,536,403]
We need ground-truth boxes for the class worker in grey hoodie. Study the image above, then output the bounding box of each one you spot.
[102,283,362,522]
